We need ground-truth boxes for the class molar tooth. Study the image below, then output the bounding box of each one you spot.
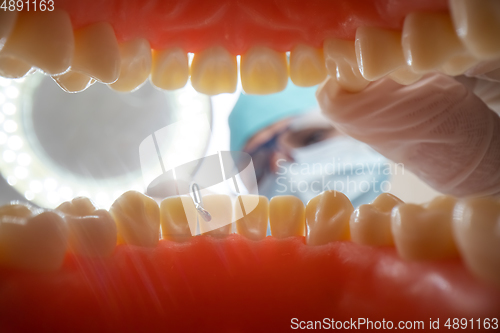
[57,197,116,257]
[109,38,152,92]
[289,44,327,87]
[0,204,68,271]
[190,46,237,95]
[199,194,232,237]
[109,191,160,247]
[269,195,305,239]
[52,71,95,93]
[0,11,17,50]
[355,27,406,81]
[453,197,500,286]
[70,22,120,84]
[235,195,268,241]
[324,38,369,92]
[350,193,403,247]
[150,47,189,90]
[391,196,459,261]
[402,12,466,73]
[240,46,288,94]
[388,66,423,85]
[306,191,353,246]
[450,0,500,59]
[0,10,73,75]
[0,57,32,78]
[160,196,197,242]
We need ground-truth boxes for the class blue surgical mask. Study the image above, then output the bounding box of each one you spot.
[258,136,391,207]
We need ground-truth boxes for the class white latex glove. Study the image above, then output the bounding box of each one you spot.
[316,73,500,198]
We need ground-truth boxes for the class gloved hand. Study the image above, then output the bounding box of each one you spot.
[316,71,500,198]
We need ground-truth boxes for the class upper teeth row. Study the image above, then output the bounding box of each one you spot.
[0,190,498,288]
[0,0,499,94]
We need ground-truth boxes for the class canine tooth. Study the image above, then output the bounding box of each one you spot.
[0,10,73,75]
[350,193,403,247]
[324,38,369,92]
[56,196,97,216]
[269,195,305,239]
[388,66,423,85]
[453,197,500,286]
[235,195,268,241]
[306,191,353,246]
[150,47,189,90]
[440,53,479,76]
[391,196,459,261]
[289,44,327,87]
[109,38,152,92]
[450,0,500,59]
[0,57,31,78]
[198,195,232,237]
[160,196,197,242]
[190,46,237,95]
[0,11,17,50]
[0,205,68,271]
[71,22,120,84]
[53,71,94,93]
[402,12,465,73]
[240,46,288,94]
[109,191,160,247]
[355,27,406,81]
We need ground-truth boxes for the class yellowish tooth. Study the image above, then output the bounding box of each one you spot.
[306,191,353,246]
[109,191,160,247]
[388,66,423,85]
[391,196,459,261]
[160,196,197,242]
[0,10,73,75]
[190,46,237,95]
[453,197,500,286]
[235,195,269,241]
[52,71,95,93]
[0,204,68,271]
[402,12,466,73]
[150,47,189,90]
[289,44,327,87]
[450,0,500,59]
[56,196,97,217]
[0,202,35,218]
[0,11,17,50]
[440,53,479,76]
[240,46,288,94]
[199,194,232,237]
[269,195,305,239]
[0,57,32,78]
[355,27,406,81]
[65,210,117,258]
[109,38,152,92]
[324,38,370,92]
[350,193,403,247]
[71,22,120,84]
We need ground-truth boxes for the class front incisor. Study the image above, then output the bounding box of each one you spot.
[190,46,237,95]
[269,195,305,239]
[235,195,269,241]
[240,46,288,95]
[199,195,232,237]
[150,47,189,90]
[306,191,353,246]
[350,193,403,247]
[391,196,459,261]
[289,44,327,87]
[110,38,152,92]
[160,196,197,242]
[453,197,500,287]
[0,10,73,75]
[110,191,160,247]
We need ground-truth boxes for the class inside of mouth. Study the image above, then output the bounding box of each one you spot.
[0,0,500,331]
